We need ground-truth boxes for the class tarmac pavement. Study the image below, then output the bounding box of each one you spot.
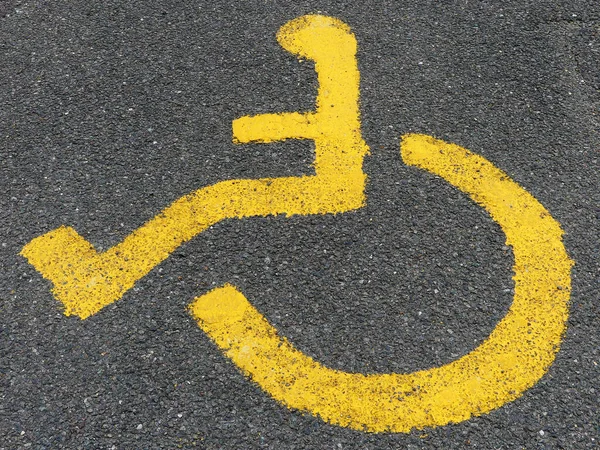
[0,1,598,448]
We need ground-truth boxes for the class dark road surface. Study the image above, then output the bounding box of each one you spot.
[1,1,598,448]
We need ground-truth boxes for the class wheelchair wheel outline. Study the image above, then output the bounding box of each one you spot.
[190,133,573,433]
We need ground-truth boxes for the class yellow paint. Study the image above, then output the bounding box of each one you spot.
[190,133,572,433]
[20,15,369,319]
[22,14,573,433]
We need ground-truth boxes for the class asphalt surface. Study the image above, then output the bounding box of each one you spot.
[0,1,598,448]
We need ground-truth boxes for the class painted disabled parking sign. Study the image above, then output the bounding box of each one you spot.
[21,15,573,433]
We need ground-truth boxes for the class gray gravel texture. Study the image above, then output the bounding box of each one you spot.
[0,1,598,448]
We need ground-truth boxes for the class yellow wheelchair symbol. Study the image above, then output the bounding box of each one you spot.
[21,15,573,433]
